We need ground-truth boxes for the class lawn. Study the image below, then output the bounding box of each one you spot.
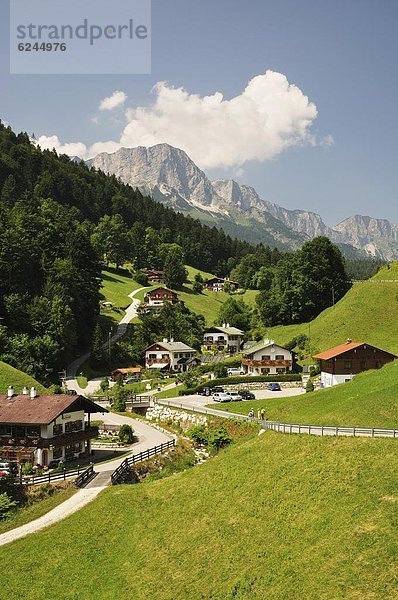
[0,484,76,535]
[0,361,47,395]
[100,267,143,324]
[208,361,398,428]
[1,432,398,599]
[265,262,398,355]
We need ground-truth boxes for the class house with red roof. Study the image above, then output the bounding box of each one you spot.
[313,340,397,387]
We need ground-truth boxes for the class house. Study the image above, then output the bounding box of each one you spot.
[313,340,397,387]
[203,277,240,292]
[145,269,164,283]
[0,387,106,466]
[144,339,198,372]
[241,339,293,375]
[140,287,180,313]
[111,367,142,382]
[203,324,244,354]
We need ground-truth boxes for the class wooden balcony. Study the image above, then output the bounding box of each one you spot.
[0,426,99,449]
[146,357,171,366]
[242,358,292,368]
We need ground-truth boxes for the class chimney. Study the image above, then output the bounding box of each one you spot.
[22,387,28,395]
[30,387,37,399]
[170,337,174,343]
[226,323,230,328]
[222,322,226,328]
[163,338,168,343]
[7,386,14,398]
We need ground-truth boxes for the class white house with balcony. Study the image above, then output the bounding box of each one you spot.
[0,387,106,467]
[241,339,293,375]
[203,324,244,354]
[144,339,198,372]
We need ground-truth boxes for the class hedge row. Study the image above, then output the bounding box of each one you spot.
[180,373,301,396]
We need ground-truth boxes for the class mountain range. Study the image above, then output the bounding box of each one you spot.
[86,144,398,260]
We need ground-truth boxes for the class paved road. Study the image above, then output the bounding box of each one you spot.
[0,411,171,548]
[66,287,147,396]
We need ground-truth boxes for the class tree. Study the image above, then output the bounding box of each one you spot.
[163,245,188,289]
[192,281,203,294]
[91,214,132,268]
[118,424,134,443]
[217,297,252,331]
[306,379,314,393]
[91,323,104,365]
[0,492,17,519]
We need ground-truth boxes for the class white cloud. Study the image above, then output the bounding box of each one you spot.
[34,135,120,159]
[36,72,326,168]
[99,90,127,111]
[120,70,318,169]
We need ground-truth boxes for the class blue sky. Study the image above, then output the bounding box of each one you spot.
[1,0,397,225]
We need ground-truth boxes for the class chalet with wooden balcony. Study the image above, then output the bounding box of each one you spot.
[140,287,180,314]
[242,339,293,375]
[313,340,397,387]
[203,277,240,292]
[145,339,198,372]
[203,324,244,354]
[145,269,164,283]
[0,387,106,467]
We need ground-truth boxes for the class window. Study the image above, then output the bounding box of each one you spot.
[53,424,63,436]
[375,361,381,369]
[261,355,271,360]
[360,361,368,370]
[53,447,62,459]
[65,420,83,433]
[261,368,270,374]
[26,426,40,438]
[276,368,286,374]
[149,353,156,359]
[0,424,12,437]
[344,361,352,370]
[275,355,284,360]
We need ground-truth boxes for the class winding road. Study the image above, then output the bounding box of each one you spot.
[66,287,147,396]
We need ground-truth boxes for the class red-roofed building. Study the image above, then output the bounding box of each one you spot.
[0,388,106,466]
[313,340,397,387]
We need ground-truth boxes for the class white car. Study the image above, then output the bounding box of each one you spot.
[212,392,232,403]
[227,369,245,376]
[229,392,243,402]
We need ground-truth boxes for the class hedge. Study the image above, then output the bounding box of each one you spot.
[180,373,301,396]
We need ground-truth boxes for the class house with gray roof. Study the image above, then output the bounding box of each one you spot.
[203,323,244,354]
[242,339,293,375]
[144,339,199,372]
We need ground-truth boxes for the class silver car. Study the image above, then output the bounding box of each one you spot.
[212,392,232,403]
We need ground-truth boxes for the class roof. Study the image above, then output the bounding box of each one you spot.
[145,341,196,353]
[112,367,142,374]
[146,287,177,296]
[205,325,244,336]
[313,342,397,361]
[243,339,290,356]
[0,394,107,425]
[204,277,240,286]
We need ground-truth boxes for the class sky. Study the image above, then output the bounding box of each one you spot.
[0,0,397,226]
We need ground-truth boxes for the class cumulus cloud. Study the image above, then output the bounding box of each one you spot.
[120,70,318,169]
[35,72,326,168]
[99,90,127,111]
[34,135,120,159]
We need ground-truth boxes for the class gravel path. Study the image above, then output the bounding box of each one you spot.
[66,287,147,396]
[0,412,171,547]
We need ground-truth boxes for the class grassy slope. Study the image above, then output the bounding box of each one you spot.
[266,262,398,354]
[2,432,398,599]
[209,361,398,428]
[100,267,142,324]
[0,361,47,394]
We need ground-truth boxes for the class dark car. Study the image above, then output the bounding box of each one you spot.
[238,390,255,400]
[267,382,281,392]
[66,389,78,395]
[212,386,225,394]
[201,387,212,396]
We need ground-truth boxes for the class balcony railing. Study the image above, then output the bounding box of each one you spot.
[146,358,171,365]
[242,358,292,368]
[0,426,99,449]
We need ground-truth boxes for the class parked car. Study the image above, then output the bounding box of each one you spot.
[267,382,281,392]
[229,392,243,402]
[212,386,225,394]
[227,368,245,377]
[0,462,11,477]
[200,387,212,396]
[213,392,232,403]
[238,390,256,400]
[66,389,77,395]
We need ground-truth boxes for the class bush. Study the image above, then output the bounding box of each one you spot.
[0,492,17,519]
[187,424,208,446]
[134,271,149,286]
[207,427,232,451]
[306,379,315,393]
[118,424,134,444]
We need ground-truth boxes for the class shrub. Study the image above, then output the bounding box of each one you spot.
[187,424,208,446]
[0,492,17,519]
[207,427,232,452]
[134,271,149,286]
[306,379,315,393]
[118,424,134,444]
[192,281,203,294]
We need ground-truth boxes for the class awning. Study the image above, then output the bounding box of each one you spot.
[148,363,169,369]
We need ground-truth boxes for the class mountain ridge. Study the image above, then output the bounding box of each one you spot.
[87,143,397,260]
